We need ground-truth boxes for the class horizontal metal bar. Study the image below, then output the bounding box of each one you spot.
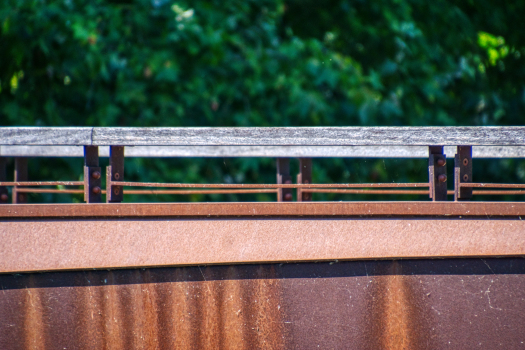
[11,188,524,196]
[2,202,525,218]
[2,127,525,146]
[472,190,525,195]
[461,183,525,188]
[304,189,430,195]
[1,216,524,273]
[111,182,430,189]
[124,189,278,195]
[0,181,84,186]
[3,145,525,158]
[15,189,84,194]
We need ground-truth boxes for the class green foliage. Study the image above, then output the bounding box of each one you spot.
[1,0,524,201]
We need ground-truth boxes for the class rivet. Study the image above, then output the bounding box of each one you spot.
[463,158,469,166]
[114,187,120,195]
[114,173,120,180]
[284,193,293,201]
[304,180,309,184]
[91,171,101,180]
[285,179,292,184]
[92,186,101,194]
[438,174,447,182]
[0,194,8,202]
[463,174,469,181]
[437,158,446,167]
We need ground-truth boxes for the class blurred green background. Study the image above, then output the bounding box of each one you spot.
[1,0,524,202]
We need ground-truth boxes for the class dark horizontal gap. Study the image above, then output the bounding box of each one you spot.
[1,258,524,290]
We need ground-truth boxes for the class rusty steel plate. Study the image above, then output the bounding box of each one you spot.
[0,259,524,349]
[2,202,525,218]
[1,217,524,273]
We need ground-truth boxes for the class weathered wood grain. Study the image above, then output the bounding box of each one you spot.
[2,127,525,146]
[0,127,92,145]
[0,145,87,157]
[92,127,525,146]
[2,145,525,158]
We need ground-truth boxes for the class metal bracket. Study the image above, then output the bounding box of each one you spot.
[429,146,447,201]
[106,146,125,203]
[0,157,8,203]
[297,158,312,201]
[13,158,28,204]
[84,146,102,203]
[277,158,292,202]
[454,146,473,201]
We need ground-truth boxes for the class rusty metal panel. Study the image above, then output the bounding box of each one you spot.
[1,217,525,273]
[2,202,525,218]
[0,259,524,349]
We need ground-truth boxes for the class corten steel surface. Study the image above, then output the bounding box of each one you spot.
[0,259,524,349]
[1,213,525,273]
[2,202,525,218]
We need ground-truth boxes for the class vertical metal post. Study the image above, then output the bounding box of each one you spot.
[429,146,447,201]
[454,145,473,201]
[84,146,102,203]
[276,158,292,202]
[13,158,28,204]
[0,157,8,203]
[106,146,125,203]
[297,158,312,202]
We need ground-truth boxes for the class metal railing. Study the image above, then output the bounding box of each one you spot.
[1,126,524,203]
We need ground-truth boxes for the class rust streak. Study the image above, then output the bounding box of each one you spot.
[23,275,46,349]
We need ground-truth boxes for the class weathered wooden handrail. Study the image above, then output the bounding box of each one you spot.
[1,126,525,146]
[2,145,525,158]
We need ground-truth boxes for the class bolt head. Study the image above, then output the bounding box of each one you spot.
[0,194,8,202]
[438,174,447,182]
[284,193,293,201]
[463,158,469,166]
[463,174,469,182]
[114,187,120,195]
[114,173,120,180]
[91,171,101,180]
[92,186,101,195]
[437,158,446,167]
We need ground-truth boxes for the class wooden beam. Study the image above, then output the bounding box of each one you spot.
[2,145,525,158]
[1,127,525,146]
